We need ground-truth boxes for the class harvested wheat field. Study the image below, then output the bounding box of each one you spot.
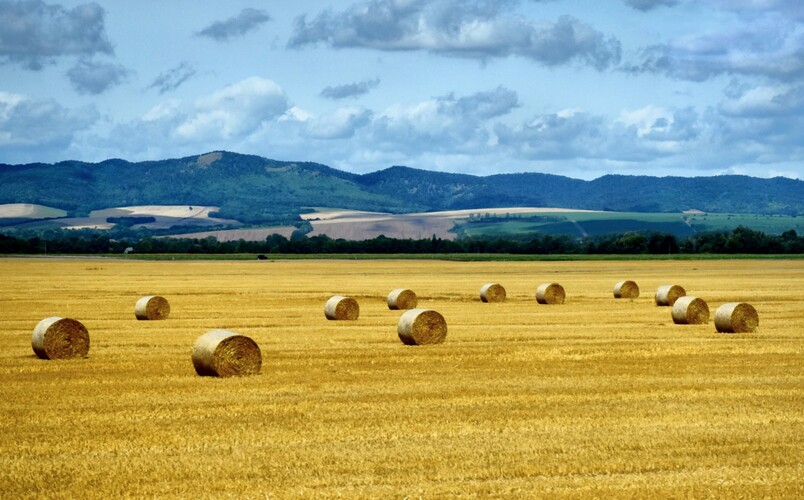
[0,258,802,497]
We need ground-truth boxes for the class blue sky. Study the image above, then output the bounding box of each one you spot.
[1,0,802,180]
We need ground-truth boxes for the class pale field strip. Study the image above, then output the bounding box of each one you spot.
[0,259,801,497]
[0,203,66,219]
[188,207,605,242]
[89,205,220,219]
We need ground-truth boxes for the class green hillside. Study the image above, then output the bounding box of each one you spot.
[1,151,802,227]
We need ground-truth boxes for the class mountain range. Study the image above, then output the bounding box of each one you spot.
[1,151,802,225]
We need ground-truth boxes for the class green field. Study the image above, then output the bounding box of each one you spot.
[456,212,803,238]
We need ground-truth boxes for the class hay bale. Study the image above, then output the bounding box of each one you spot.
[480,283,506,303]
[671,296,710,325]
[32,317,89,360]
[135,295,170,320]
[715,302,759,333]
[387,288,418,310]
[655,284,686,306]
[535,283,565,304]
[324,295,359,320]
[397,309,447,346]
[192,329,262,377]
[613,280,639,299]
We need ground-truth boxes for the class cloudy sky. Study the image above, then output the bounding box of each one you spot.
[1,0,802,180]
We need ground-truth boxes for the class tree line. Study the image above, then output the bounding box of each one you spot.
[1,226,803,255]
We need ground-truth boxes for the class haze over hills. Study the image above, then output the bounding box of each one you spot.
[0,151,802,227]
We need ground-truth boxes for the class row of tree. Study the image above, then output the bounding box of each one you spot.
[1,226,803,255]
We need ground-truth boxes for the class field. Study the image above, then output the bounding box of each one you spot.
[458,211,804,238]
[0,258,802,497]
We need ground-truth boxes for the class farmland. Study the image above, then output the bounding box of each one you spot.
[0,258,802,497]
[456,211,804,238]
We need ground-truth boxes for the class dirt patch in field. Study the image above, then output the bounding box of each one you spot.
[165,226,296,241]
[0,204,66,219]
[309,214,457,240]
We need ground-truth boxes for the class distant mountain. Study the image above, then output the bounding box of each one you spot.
[0,151,801,225]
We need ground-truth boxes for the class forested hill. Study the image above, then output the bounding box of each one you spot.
[0,151,801,224]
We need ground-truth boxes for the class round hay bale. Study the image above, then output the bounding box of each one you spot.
[535,283,565,305]
[714,302,759,333]
[397,309,447,346]
[387,288,418,310]
[192,329,262,377]
[480,283,506,303]
[134,295,170,320]
[613,280,639,299]
[324,295,359,320]
[655,284,686,306]
[671,296,710,325]
[32,317,89,360]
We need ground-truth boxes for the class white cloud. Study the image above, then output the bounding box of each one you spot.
[630,10,804,82]
[0,0,113,70]
[0,92,98,161]
[719,84,804,117]
[617,105,671,137]
[304,107,372,139]
[175,77,290,141]
[289,0,621,69]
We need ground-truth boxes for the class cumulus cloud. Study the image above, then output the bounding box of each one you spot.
[712,83,804,165]
[719,83,804,117]
[623,0,678,11]
[629,10,804,81]
[0,91,98,161]
[495,109,608,160]
[175,77,290,141]
[149,62,197,94]
[304,107,372,139]
[0,0,112,70]
[493,104,705,164]
[289,0,621,70]
[196,8,271,41]
[320,78,380,99]
[66,58,130,94]
[368,86,519,153]
[84,77,294,161]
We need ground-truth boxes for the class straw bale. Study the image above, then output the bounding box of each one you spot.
[324,295,360,320]
[480,283,506,303]
[135,295,170,320]
[192,329,262,377]
[32,317,89,360]
[535,283,565,304]
[387,288,418,310]
[397,309,447,346]
[655,284,686,306]
[671,296,710,325]
[613,280,640,299]
[715,302,759,333]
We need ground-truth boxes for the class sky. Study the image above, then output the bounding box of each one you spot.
[1,0,803,180]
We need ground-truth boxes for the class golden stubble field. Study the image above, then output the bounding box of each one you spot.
[0,258,802,498]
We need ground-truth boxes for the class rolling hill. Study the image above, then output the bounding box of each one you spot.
[0,151,802,229]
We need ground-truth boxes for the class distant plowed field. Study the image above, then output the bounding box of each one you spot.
[1,258,802,497]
